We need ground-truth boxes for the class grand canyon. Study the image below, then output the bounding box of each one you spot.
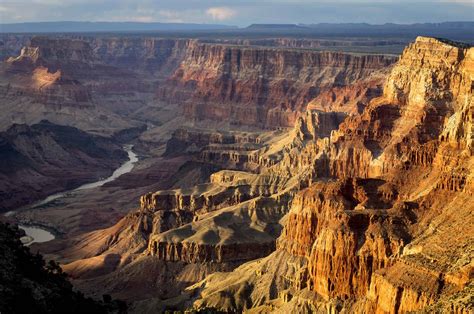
[0,20,472,314]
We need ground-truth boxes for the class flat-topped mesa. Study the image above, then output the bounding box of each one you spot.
[138,184,251,213]
[160,42,397,127]
[148,241,276,264]
[139,170,287,214]
[164,128,261,157]
[146,192,291,264]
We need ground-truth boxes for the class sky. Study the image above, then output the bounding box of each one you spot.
[0,0,473,26]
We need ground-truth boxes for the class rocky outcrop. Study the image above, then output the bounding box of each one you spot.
[4,38,94,106]
[139,169,292,240]
[294,110,347,140]
[0,36,142,134]
[148,241,276,263]
[145,192,289,265]
[6,37,96,77]
[277,180,407,299]
[0,34,31,61]
[307,78,387,114]
[164,128,261,157]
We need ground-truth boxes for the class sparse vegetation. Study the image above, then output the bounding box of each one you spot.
[0,223,126,314]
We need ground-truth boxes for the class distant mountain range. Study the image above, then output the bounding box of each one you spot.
[0,21,473,42]
[246,22,474,41]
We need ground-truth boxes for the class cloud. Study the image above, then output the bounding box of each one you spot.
[206,7,236,21]
[441,0,474,5]
[0,0,472,25]
[130,16,154,22]
[157,10,185,23]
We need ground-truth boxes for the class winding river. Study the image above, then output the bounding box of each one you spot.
[6,145,138,245]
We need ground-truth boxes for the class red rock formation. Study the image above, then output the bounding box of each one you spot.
[28,36,472,313]
[2,36,151,107]
[159,42,396,127]
[4,37,97,105]
[186,37,474,313]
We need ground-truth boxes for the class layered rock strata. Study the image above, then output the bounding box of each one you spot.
[185,37,474,313]
[31,36,472,313]
[159,42,396,127]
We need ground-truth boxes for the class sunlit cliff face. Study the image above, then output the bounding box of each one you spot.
[31,67,61,90]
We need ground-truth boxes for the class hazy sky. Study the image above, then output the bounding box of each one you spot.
[1,0,473,25]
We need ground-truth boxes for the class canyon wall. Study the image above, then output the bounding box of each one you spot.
[185,36,473,313]
[25,36,472,313]
[0,37,140,133]
[159,42,396,127]
[202,38,407,49]
[88,37,194,77]
[1,35,397,132]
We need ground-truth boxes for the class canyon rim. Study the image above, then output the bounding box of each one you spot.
[0,9,473,314]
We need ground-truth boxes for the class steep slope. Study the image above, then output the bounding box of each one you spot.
[39,112,352,311]
[89,37,194,77]
[0,36,397,133]
[0,120,127,212]
[159,42,396,127]
[5,36,97,104]
[0,37,138,134]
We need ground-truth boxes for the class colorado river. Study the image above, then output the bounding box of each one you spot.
[6,145,138,245]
